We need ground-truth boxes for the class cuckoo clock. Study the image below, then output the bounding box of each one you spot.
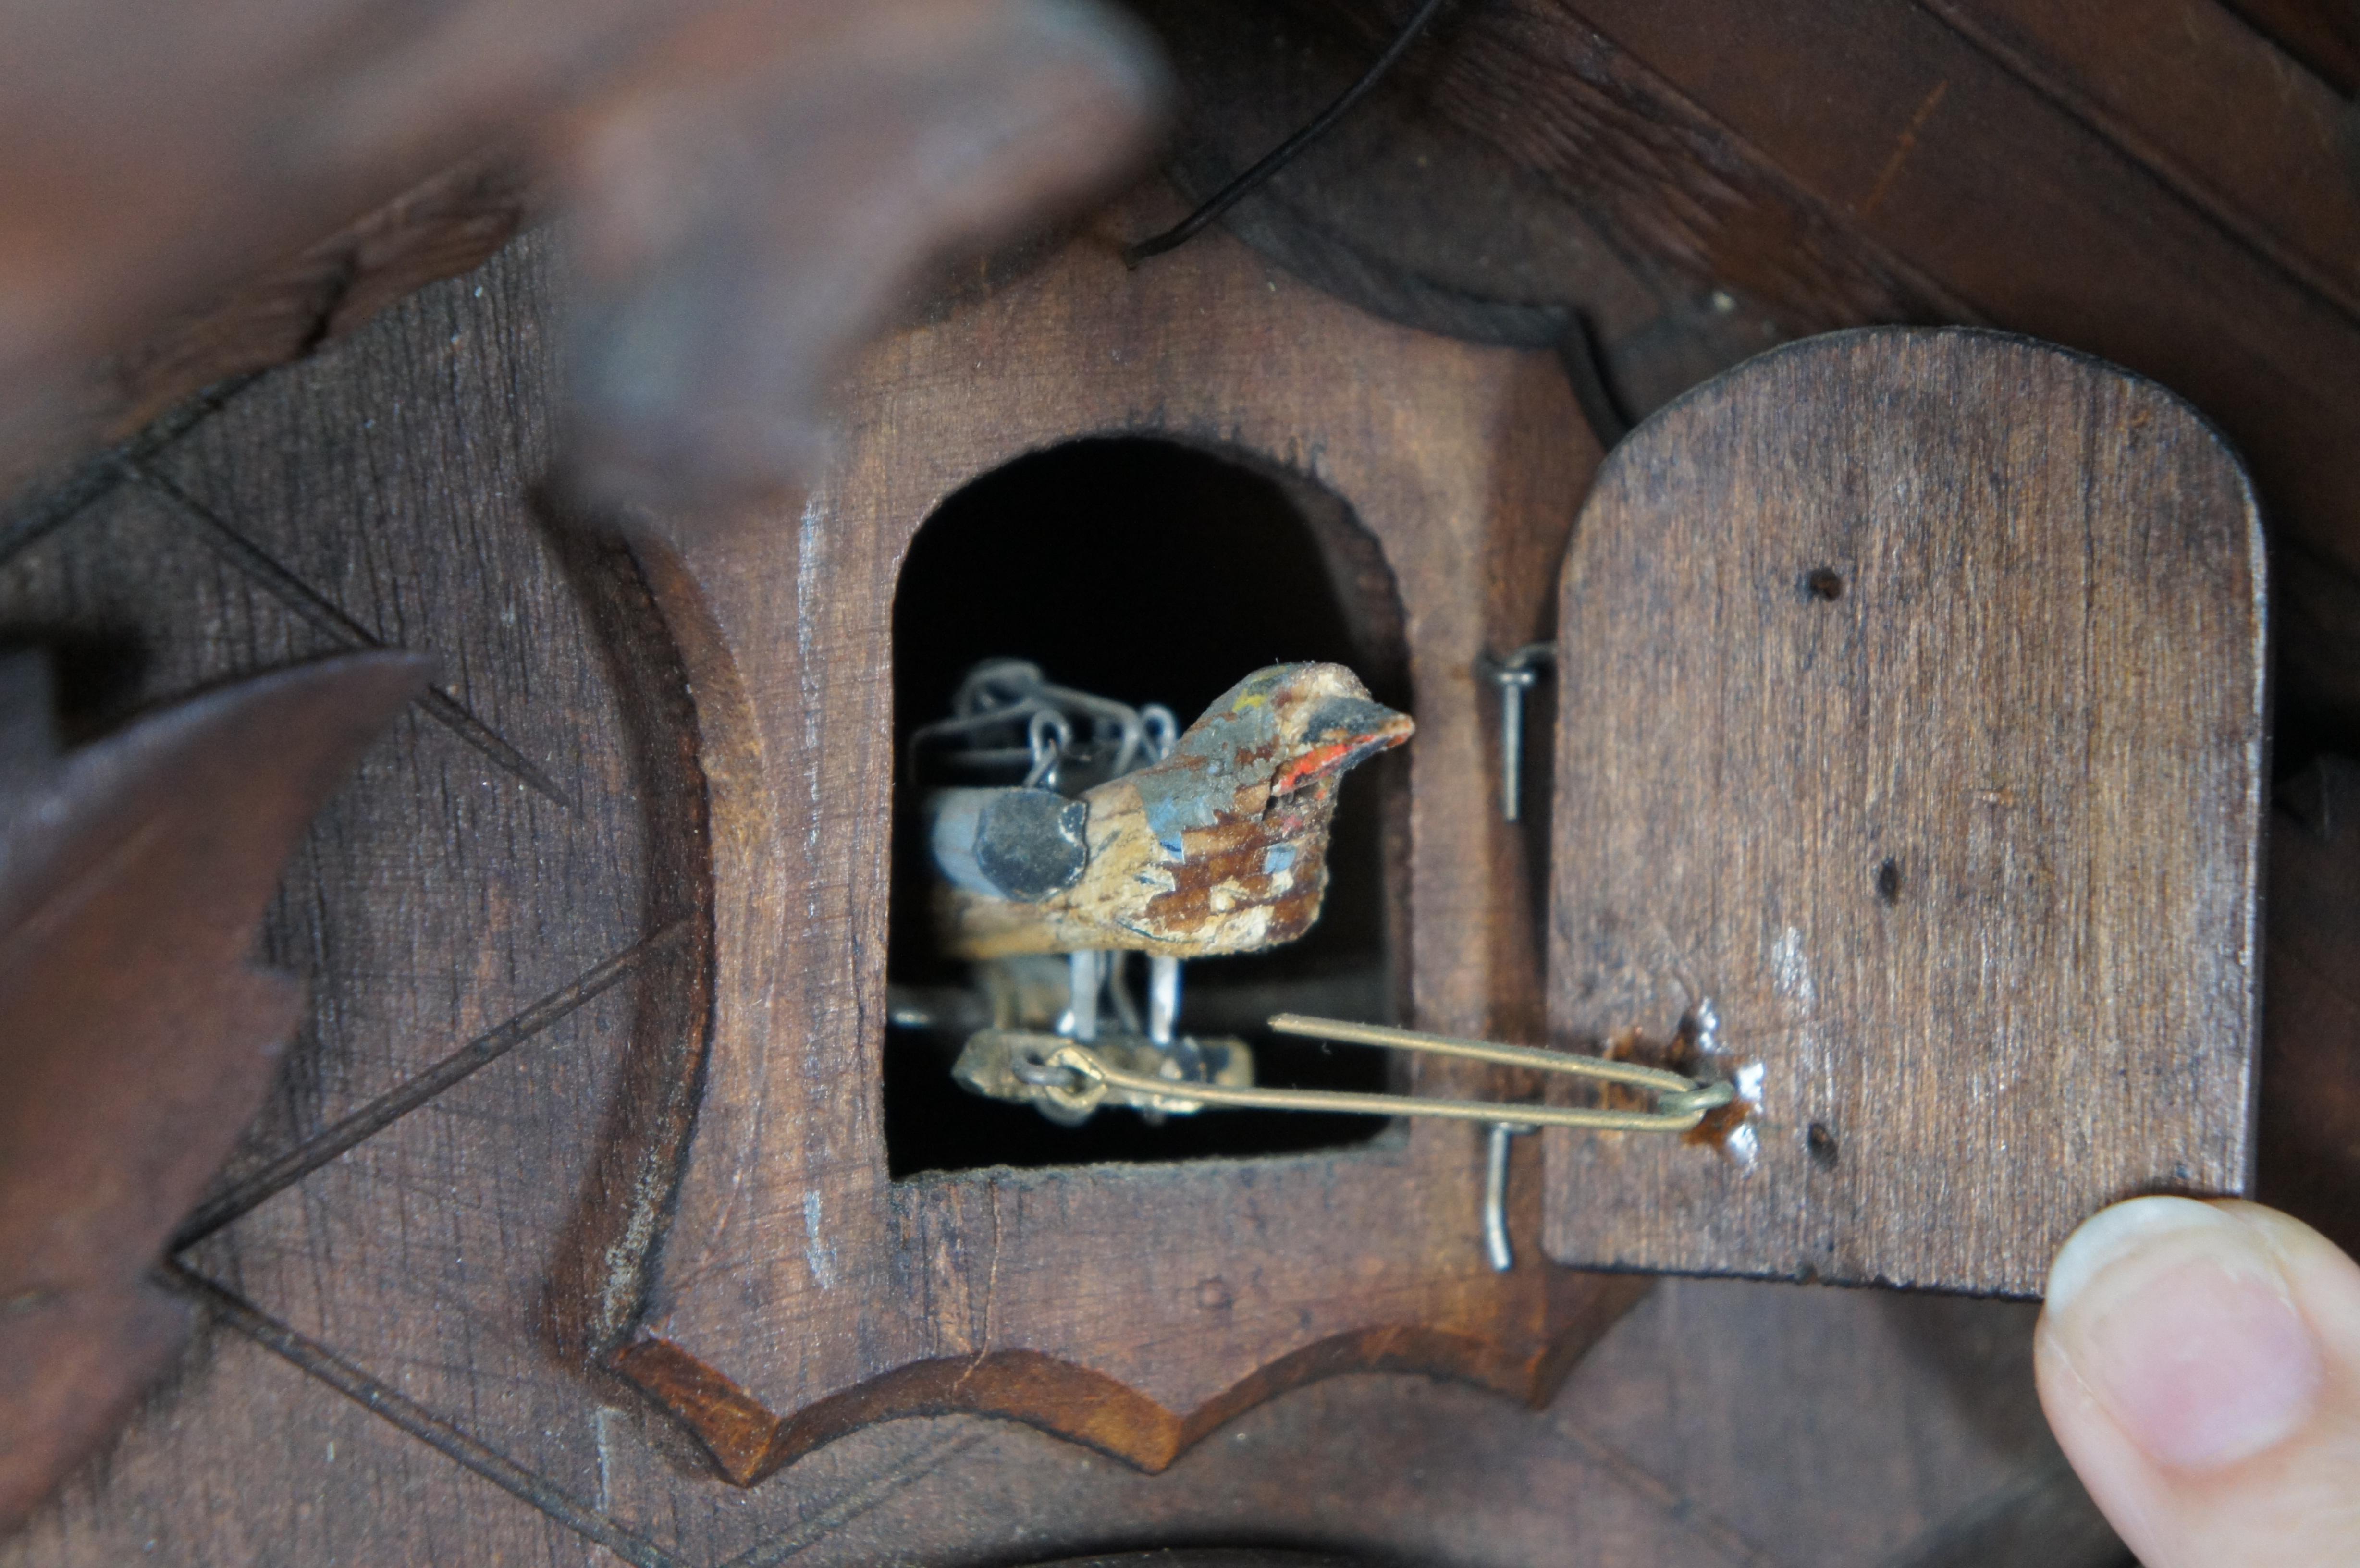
[607,194,1623,1480]
[599,195,2266,1483]
[2,0,2349,1555]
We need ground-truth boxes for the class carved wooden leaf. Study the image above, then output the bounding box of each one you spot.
[0,650,426,1526]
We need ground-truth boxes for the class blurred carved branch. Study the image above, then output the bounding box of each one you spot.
[0,652,427,1528]
[0,0,1168,510]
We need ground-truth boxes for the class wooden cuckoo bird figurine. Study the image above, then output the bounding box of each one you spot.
[931,662,1411,961]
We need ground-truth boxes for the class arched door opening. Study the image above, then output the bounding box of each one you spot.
[886,437,1411,1176]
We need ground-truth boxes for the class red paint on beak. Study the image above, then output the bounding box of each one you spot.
[1273,721,1412,794]
[1275,739,1365,794]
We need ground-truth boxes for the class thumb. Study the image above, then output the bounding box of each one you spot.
[2036,1197,2360,1567]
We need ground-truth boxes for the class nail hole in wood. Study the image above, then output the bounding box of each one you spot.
[1807,1122,1839,1170]
[1874,857,1901,904]
[1802,566,1844,600]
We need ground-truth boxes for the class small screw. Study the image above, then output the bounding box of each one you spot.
[1485,643,1556,822]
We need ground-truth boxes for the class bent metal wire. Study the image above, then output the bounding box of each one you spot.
[962,1012,1736,1133]
[905,658,1178,788]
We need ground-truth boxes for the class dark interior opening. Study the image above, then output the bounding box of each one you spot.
[886,437,1410,1177]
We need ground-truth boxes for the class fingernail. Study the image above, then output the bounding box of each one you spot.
[2046,1197,2325,1471]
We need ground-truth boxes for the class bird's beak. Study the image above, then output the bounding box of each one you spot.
[1273,697,1414,794]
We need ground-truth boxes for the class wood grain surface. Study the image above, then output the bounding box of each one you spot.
[2261,755,2360,1260]
[0,0,1165,526]
[0,228,715,1565]
[0,216,2126,1567]
[1501,0,2360,760]
[1543,328,2266,1296]
[2222,0,2360,90]
[1138,0,2360,774]
[615,185,1638,1480]
[17,0,2358,769]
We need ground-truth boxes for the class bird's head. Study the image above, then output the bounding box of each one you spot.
[1265,665,1414,795]
[1167,662,1412,806]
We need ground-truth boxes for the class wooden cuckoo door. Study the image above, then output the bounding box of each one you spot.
[1537,328,2267,1297]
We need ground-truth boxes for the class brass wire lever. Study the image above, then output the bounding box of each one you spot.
[955,1013,1734,1133]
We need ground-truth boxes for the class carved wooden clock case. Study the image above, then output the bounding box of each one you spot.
[598,193,2264,1481]
[606,197,1637,1482]
[0,187,2273,1568]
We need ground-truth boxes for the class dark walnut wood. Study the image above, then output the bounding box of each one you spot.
[2222,0,2360,91]
[0,227,2123,1568]
[608,188,1641,1482]
[0,651,425,1527]
[1541,328,2266,1297]
[0,0,1166,516]
[1026,1556,1367,1567]
[1142,0,2360,772]
[2261,755,2360,1260]
[84,153,544,463]
[1541,0,2360,760]
[0,231,718,1561]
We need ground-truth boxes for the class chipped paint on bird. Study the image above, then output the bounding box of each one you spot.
[936,663,1411,960]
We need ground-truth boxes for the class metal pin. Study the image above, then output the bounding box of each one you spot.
[1146,954,1205,1084]
[1482,1122,1532,1272]
[1065,951,1103,1041]
[1486,644,1555,822]
[1147,956,1180,1046]
[1105,950,1143,1035]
